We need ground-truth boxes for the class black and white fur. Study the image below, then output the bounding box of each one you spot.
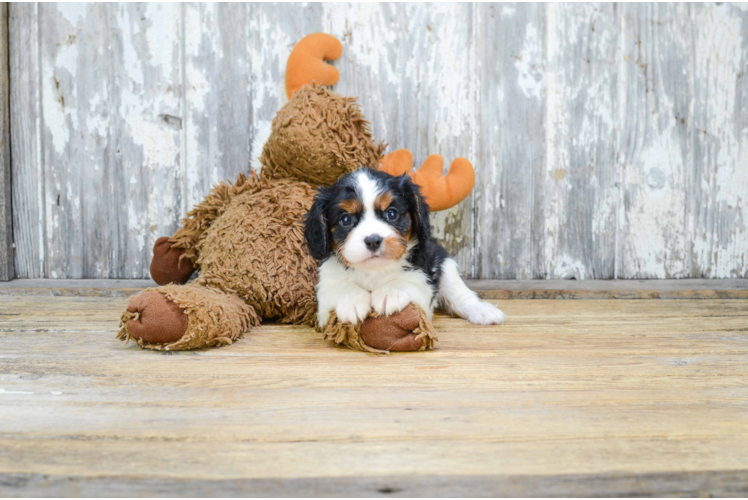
[304,168,505,328]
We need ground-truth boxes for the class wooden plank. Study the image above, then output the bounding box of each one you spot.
[182,3,251,212]
[469,278,748,300]
[2,278,748,299]
[8,3,43,278]
[108,3,183,279]
[543,3,618,279]
[2,470,748,497]
[0,278,157,297]
[322,4,477,274]
[618,4,693,279]
[474,4,546,279]
[690,4,748,278]
[0,3,12,281]
[11,4,183,279]
[0,296,747,496]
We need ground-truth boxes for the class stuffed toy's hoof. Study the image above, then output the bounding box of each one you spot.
[321,302,437,353]
[118,284,259,351]
[121,290,188,344]
[150,236,195,285]
[361,306,425,351]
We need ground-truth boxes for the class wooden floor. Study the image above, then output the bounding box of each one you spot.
[1,281,748,496]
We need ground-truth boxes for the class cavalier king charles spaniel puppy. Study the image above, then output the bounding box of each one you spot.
[304,168,506,328]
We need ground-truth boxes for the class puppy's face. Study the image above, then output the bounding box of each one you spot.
[305,169,431,269]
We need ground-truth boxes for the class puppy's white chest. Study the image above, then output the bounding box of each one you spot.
[344,265,405,292]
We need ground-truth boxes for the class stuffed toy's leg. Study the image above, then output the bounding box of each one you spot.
[321,303,437,353]
[118,284,259,351]
[149,236,195,285]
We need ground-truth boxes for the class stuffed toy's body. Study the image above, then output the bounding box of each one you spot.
[118,34,475,353]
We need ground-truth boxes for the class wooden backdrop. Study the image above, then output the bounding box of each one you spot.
[7,3,748,280]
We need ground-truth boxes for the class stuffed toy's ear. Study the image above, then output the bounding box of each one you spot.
[304,189,332,261]
[379,150,476,212]
[286,33,343,99]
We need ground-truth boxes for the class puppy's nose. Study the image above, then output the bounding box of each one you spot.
[364,234,383,251]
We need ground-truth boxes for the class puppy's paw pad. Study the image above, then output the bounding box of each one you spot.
[371,288,412,316]
[335,289,372,325]
[467,302,506,325]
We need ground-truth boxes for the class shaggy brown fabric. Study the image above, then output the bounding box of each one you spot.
[321,303,437,353]
[193,176,320,326]
[169,173,265,266]
[260,86,385,186]
[119,285,259,351]
[150,237,195,285]
[120,174,319,350]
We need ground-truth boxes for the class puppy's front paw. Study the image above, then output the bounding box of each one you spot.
[335,288,372,325]
[466,302,506,325]
[371,287,412,316]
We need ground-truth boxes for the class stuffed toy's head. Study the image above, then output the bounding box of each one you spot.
[260,86,384,186]
[258,33,383,187]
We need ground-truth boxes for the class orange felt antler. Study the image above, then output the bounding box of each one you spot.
[285,33,343,99]
[379,149,476,212]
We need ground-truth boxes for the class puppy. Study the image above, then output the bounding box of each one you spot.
[304,168,506,329]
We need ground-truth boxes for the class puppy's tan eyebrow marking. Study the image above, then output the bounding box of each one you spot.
[374,192,394,211]
[339,199,363,213]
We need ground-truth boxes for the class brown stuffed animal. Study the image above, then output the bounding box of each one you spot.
[117,33,475,353]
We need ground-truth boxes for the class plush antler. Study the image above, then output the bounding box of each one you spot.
[285,33,343,99]
[379,149,476,212]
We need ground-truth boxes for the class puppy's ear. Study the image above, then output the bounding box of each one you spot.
[304,188,332,260]
[399,174,431,246]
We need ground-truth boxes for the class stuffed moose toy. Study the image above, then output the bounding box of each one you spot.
[118,33,475,353]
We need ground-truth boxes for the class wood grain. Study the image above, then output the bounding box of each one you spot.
[0,471,748,498]
[7,3,748,279]
[0,3,13,281]
[618,3,693,279]
[9,3,43,278]
[0,294,747,496]
[690,3,748,279]
[474,3,546,280]
[2,278,748,299]
[4,470,748,497]
[544,3,618,280]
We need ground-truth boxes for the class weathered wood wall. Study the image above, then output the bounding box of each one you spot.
[0,4,12,281]
[8,3,748,279]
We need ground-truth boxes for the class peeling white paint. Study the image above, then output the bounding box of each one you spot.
[554,257,587,280]
[623,131,689,278]
[515,24,544,100]
[0,388,34,395]
[501,6,516,18]
[11,3,748,279]
[57,3,87,27]
[691,3,748,278]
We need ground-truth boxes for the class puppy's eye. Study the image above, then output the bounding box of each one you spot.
[386,208,399,220]
[340,214,353,227]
